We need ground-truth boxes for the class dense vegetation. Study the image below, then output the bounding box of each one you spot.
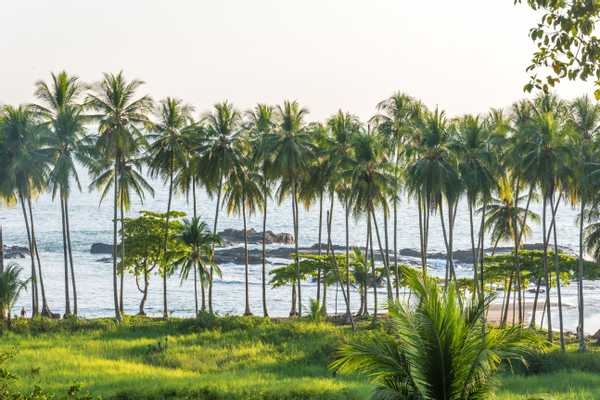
[3,71,600,355]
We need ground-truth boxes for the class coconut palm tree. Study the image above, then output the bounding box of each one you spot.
[331,268,540,400]
[147,97,193,319]
[0,264,29,326]
[223,157,264,316]
[246,104,277,317]
[86,72,153,321]
[33,71,87,317]
[265,100,314,316]
[198,101,243,314]
[570,95,600,352]
[174,217,221,315]
[0,105,52,317]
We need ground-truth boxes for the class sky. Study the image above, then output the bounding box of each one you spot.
[1,0,595,121]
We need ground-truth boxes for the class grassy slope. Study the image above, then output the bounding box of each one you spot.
[0,316,599,400]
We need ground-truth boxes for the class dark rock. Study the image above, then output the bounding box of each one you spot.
[218,228,294,245]
[91,243,114,254]
[96,257,112,263]
[3,245,30,259]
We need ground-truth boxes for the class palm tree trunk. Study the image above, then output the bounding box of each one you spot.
[0,225,3,274]
[369,216,377,320]
[383,206,391,292]
[193,260,199,316]
[200,269,206,312]
[541,195,553,342]
[119,196,125,315]
[19,192,38,316]
[316,193,323,304]
[112,160,121,322]
[478,201,487,302]
[468,199,479,298]
[262,183,269,317]
[243,191,252,316]
[550,194,565,350]
[209,177,223,314]
[515,186,534,324]
[393,194,399,301]
[578,197,586,352]
[290,192,298,317]
[65,197,77,316]
[417,193,426,274]
[28,196,50,316]
[162,157,174,319]
[344,197,351,321]
[371,207,393,303]
[60,193,71,316]
[293,182,302,317]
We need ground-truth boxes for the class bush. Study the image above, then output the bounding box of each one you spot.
[521,349,600,375]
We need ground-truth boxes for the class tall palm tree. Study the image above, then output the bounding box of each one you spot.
[148,97,193,319]
[266,100,314,316]
[247,104,277,317]
[33,71,87,317]
[198,101,243,314]
[327,110,361,320]
[223,158,264,316]
[86,71,153,321]
[371,92,418,300]
[331,268,539,400]
[0,105,52,317]
[174,217,221,315]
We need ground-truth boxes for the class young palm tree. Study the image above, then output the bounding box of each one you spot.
[247,104,277,317]
[266,100,314,316]
[148,97,193,319]
[86,72,153,321]
[174,217,221,315]
[331,268,540,400]
[223,159,264,316]
[33,71,87,317]
[198,101,243,314]
[0,105,52,317]
[0,264,30,326]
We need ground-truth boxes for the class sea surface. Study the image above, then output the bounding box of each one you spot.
[2,167,600,334]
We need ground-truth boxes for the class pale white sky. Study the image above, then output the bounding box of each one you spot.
[1,0,594,121]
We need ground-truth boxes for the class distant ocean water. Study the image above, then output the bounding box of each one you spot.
[2,167,600,334]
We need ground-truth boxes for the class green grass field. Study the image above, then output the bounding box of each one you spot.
[1,316,599,399]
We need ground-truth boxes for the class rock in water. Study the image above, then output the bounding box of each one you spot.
[90,243,114,254]
[218,228,294,245]
[3,245,30,259]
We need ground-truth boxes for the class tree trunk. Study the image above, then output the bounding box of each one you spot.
[317,193,323,304]
[139,271,149,315]
[209,177,223,314]
[0,225,3,273]
[243,192,252,316]
[578,197,586,352]
[19,192,38,316]
[369,215,377,320]
[478,201,487,302]
[262,184,269,317]
[551,194,565,351]
[65,197,77,316]
[293,182,302,316]
[119,196,125,315]
[344,197,351,321]
[193,259,199,316]
[112,160,121,322]
[468,199,479,298]
[162,157,174,319]
[60,193,71,316]
[542,195,553,342]
[417,192,426,274]
[28,196,51,316]
[371,208,393,303]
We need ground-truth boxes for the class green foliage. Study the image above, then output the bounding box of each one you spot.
[331,268,543,400]
[516,0,600,98]
[0,265,29,322]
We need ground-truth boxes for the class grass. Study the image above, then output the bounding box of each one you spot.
[1,316,600,399]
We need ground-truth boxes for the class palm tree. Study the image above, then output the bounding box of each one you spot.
[148,97,193,319]
[223,158,264,316]
[86,72,153,321]
[266,100,313,316]
[0,264,30,326]
[371,92,418,300]
[0,105,52,317]
[570,95,600,352]
[174,217,221,315]
[33,71,87,317]
[451,115,496,298]
[327,111,361,320]
[331,268,540,400]
[247,104,277,317]
[198,101,243,314]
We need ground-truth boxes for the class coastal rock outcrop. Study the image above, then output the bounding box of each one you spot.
[218,228,294,245]
[3,245,30,259]
[91,243,114,254]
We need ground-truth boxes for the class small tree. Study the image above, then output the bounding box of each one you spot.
[120,211,184,315]
[0,265,29,326]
